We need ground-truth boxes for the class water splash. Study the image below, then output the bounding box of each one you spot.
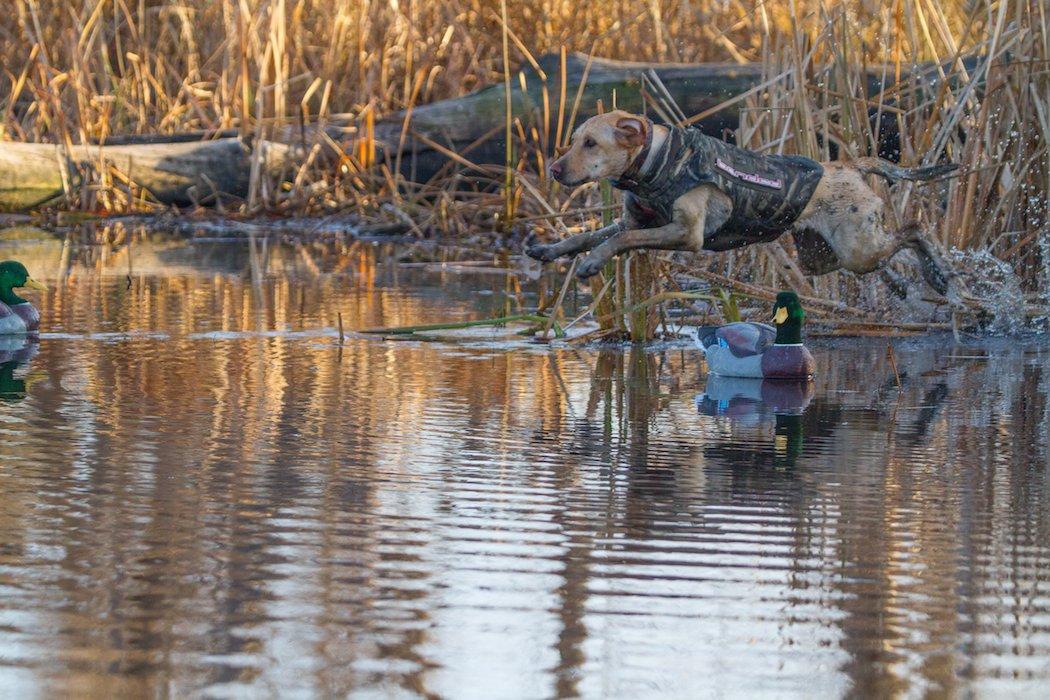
[1034,226,1050,332]
[950,248,1028,334]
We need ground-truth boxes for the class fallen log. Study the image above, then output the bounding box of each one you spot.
[0,138,292,211]
[0,52,975,211]
[372,52,976,181]
[371,52,777,181]
[371,53,770,175]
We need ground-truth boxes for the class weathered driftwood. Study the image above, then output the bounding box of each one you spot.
[371,51,975,181]
[371,53,769,170]
[0,138,291,211]
[0,52,974,211]
[0,122,360,211]
[371,53,779,182]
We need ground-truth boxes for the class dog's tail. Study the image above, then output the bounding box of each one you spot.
[855,157,958,183]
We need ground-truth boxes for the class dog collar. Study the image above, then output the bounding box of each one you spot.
[611,117,655,190]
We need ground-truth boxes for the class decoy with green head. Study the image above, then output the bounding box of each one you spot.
[696,290,815,379]
[0,261,47,335]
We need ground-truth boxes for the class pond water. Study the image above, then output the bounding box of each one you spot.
[1,234,1048,698]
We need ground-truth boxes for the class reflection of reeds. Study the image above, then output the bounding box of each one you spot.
[24,236,481,335]
[2,1,1046,327]
[20,237,598,458]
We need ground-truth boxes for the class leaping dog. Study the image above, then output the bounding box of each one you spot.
[526,110,956,294]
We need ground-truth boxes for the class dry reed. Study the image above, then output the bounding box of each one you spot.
[2,0,1047,333]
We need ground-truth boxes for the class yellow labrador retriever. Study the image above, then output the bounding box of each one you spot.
[526,110,956,293]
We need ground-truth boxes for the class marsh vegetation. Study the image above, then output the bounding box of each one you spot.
[2,1,1048,335]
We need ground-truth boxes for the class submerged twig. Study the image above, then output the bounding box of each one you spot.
[886,345,902,389]
[361,314,564,338]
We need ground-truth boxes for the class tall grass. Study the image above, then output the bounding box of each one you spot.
[2,1,1047,319]
[727,0,1049,308]
[1,2,1020,144]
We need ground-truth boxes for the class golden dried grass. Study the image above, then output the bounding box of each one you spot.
[2,1,1046,326]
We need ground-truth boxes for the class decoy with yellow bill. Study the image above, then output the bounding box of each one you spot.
[696,291,815,379]
[0,261,47,335]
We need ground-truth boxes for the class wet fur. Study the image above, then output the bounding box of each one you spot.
[528,111,956,294]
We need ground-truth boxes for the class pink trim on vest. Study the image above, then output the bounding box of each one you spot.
[715,157,784,189]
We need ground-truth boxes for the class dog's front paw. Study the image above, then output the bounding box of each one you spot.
[525,242,559,263]
[576,256,606,279]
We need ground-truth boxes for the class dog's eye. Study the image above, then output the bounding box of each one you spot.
[583,137,596,148]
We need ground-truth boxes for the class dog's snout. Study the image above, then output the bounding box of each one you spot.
[548,160,564,181]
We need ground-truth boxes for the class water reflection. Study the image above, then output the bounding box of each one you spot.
[697,376,814,466]
[0,336,39,403]
[0,231,1047,697]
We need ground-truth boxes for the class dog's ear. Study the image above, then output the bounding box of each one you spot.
[614,117,647,147]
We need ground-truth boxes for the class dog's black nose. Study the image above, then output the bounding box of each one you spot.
[548,161,563,181]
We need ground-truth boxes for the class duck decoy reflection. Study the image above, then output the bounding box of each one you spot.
[696,375,814,467]
[0,336,41,403]
[696,375,814,421]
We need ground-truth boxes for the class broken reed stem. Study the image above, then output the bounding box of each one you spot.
[499,0,515,234]
[677,263,876,319]
[886,344,902,388]
[361,313,564,338]
[543,257,578,339]
[564,272,615,331]
[591,291,735,327]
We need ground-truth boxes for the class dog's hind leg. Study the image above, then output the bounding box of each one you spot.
[794,164,955,294]
[526,221,623,262]
[880,267,911,299]
[793,164,901,275]
[859,223,954,297]
[892,224,954,296]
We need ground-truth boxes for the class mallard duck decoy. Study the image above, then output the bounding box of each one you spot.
[696,291,815,379]
[0,261,47,335]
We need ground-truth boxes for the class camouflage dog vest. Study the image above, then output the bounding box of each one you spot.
[613,124,824,252]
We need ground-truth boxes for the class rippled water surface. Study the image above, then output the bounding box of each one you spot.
[1,234,1048,698]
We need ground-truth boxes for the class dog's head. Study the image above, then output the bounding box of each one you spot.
[548,110,650,186]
